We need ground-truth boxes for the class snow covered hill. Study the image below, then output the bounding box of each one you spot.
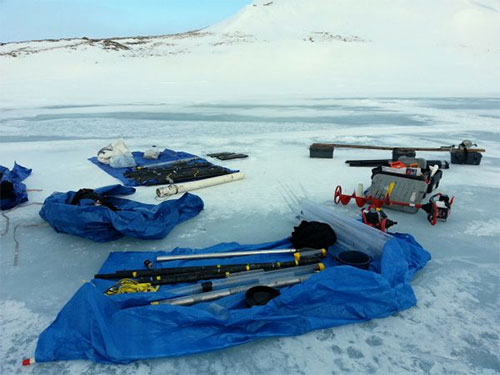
[0,0,499,108]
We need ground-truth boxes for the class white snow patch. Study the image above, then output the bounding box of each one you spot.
[465,219,500,237]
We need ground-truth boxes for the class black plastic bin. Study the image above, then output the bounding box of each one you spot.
[309,145,334,158]
[450,149,482,165]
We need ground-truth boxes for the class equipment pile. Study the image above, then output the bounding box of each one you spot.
[309,139,485,165]
[311,140,481,227]
[26,218,431,364]
[11,138,484,366]
[89,142,246,196]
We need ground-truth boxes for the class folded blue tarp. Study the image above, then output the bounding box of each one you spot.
[39,184,204,242]
[89,148,235,186]
[35,233,430,364]
[0,162,32,210]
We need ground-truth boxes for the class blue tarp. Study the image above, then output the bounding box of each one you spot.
[39,184,204,242]
[89,148,235,186]
[35,233,430,364]
[0,162,32,210]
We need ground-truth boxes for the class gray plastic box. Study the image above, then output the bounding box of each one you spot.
[367,173,428,214]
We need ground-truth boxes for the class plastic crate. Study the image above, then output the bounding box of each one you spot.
[309,145,333,158]
[450,149,482,165]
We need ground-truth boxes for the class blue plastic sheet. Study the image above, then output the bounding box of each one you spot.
[0,162,32,210]
[39,184,204,242]
[89,148,235,186]
[35,234,430,364]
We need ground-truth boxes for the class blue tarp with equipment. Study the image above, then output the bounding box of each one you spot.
[89,148,235,186]
[34,233,430,364]
[0,162,32,210]
[39,184,204,242]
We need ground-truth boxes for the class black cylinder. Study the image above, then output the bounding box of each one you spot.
[336,251,372,270]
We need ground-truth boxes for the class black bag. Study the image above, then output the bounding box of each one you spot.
[0,180,15,199]
[70,188,119,211]
[291,221,337,249]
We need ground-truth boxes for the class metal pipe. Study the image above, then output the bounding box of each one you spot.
[156,248,323,262]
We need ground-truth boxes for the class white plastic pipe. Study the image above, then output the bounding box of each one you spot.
[156,172,245,197]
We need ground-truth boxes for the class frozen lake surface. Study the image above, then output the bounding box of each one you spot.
[0,97,499,374]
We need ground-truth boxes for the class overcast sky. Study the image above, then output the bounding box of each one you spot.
[0,0,251,42]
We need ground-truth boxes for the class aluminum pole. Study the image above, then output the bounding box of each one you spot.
[155,248,325,262]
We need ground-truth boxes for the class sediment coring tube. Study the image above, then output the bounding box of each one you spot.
[300,200,392,257]
[162,263,324,298]
[156,172,245,197]
[152,273,317,306]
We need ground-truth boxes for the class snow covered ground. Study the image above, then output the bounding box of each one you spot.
[0,97,499,374]
[1,0,499,105]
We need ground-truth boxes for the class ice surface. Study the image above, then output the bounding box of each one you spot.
[0,98,499,374]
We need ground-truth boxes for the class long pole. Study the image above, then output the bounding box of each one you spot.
[345,159,449,168]
[155,248,325,262]
[311,143,485,153]
[139,258,324,285]
[94,255,324,280]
